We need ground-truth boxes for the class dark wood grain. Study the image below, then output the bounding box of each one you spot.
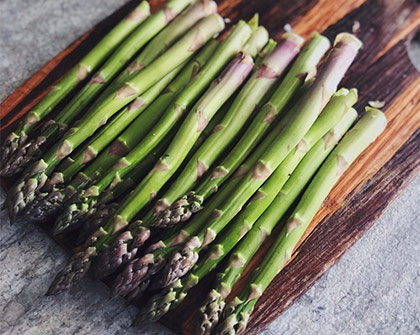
[0,1,419,334]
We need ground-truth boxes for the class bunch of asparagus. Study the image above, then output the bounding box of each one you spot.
[0,1,388,333]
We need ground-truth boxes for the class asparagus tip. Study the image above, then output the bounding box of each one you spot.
[111,253,160,298]
[0,136,45,177]
[22,190,63,222]
[196,289,225,335]
[162,247,198,287]
[47,248,95,295]
[135,289,171,324]
[152,192,203,228]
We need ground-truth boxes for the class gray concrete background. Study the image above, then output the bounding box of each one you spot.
[0,0,419,334]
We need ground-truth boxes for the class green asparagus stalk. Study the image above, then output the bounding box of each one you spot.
[194,78,316,221]
[86,103,228,263]
[94,53,253,272]
[192,88,357,243]
[110,51,317,292]
[63,125,178,236]
[218,108,387,335]
[39,41,218,232]
[30,39,218,226]
[8,13,225,220]
[191,94,235,152]
[85,20,252,194]
[241,27,269,61]
[160,33,362,288]
[52,22,253,234]
[47,51,253,296]
[1,0,211,177]
[157,32,331,228]
[151,32,302,228]
[196,107,358,335]
[0,1,151,175]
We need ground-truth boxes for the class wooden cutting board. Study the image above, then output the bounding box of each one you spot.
[1,0,419,334]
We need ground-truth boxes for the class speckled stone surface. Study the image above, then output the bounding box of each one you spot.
[0,1,419,334]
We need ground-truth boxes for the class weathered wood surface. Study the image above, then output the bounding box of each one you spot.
[0,0,419,334]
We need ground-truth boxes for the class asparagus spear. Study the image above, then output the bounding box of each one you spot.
[23,65,184,222]
[156,32,330,228]
[192,88,357,243]
[107,40,339,298]
[95,78,232,216]
[59,125,178,236]
[151,32,302,229]
[193,78,316,221]
[218,108,387,335]
[0,1,151,175]
[160,33,362,288]
[191,94,235,152]
[23,39,219,223]
[196,107,358,335]
[47,52,253,296]
[85,20,252,193]
[8,13,225,220]
[108,92,325,299]
[52,21,253,234]
[135,109,357,326]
